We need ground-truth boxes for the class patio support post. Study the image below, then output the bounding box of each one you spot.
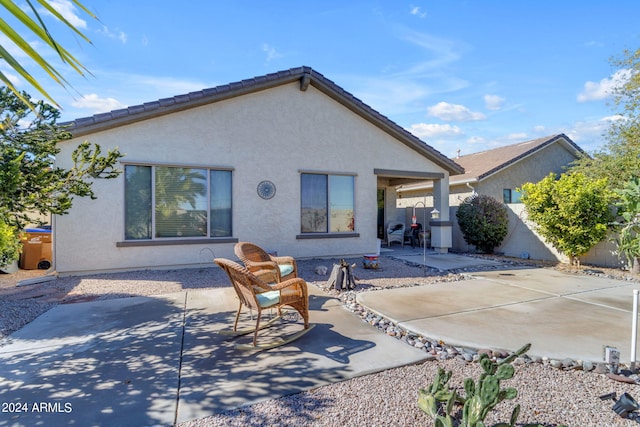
[430,177,452,254]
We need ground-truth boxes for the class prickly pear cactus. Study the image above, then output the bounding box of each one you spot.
[417,343,531,427]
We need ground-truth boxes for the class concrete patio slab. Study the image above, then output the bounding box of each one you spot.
[0,294,186,427]
[356,279,552,322]
[400,296,635,362]
[0,286,428,427]
[471,268,631,296]
[356,266,640,363]
[391,253,503,271]
[176,286,426,423]
[564,284,640,312]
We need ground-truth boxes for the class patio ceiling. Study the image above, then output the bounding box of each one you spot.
[374,168,445,187]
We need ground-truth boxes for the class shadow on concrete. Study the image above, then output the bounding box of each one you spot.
[176,290,379,423]
[0,294,186,426]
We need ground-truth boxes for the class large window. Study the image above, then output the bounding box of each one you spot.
[125,165,232,240]
[301,173,355,233]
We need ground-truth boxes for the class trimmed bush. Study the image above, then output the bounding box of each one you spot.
[456,194,509,254]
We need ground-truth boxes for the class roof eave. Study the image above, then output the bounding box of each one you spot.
[62,68,310,137]
[62,66,465,175]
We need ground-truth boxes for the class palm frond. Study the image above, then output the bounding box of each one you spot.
[0,0,96,108]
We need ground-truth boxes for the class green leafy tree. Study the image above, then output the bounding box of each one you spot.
[614,177,640,273]
[456,194,509,254]
[0,219,21,266]
[570,48,640,190]
[0,0,95,109]
[0,87,122,263]
[520,173,614,265]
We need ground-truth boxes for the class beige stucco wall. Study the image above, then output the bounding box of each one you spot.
[449,204,623,268]
[54,83,449,274]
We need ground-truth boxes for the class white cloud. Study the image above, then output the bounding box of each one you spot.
[410,6,427,18]
[262,43,283,62]
[602,114,626,123]
[396,30,464,74]
[564,115,623,153]
[0,66,21,86]
[484,94,505,111]
[98,26,128,44]
[45,0,87,29]
[506,132,528,141]
[71,94,126,113]
[584,40,604,48]
[338,29,468,118]
[427,101,486,122]
[130,75,212,96]
[466,136,487,145]
[407,123,463,139]
[577,69,632,102]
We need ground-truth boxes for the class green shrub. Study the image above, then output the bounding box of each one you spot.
[0,220,21,267]
[520,173,614,265]
[614,177,640,273]
[456,195,509,254]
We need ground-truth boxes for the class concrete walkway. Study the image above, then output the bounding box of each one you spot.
[0,286,426,426]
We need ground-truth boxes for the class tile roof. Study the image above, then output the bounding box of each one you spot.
[398,134,583,192]
[451,134,583,184]
[62,66,464,175]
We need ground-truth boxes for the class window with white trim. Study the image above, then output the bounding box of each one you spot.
[124,165,232,240]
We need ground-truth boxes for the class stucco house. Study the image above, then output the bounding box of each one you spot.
[397,134,583,208]
[54,66,464,275]
[395,134,586,258]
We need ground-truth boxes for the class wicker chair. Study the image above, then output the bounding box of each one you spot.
[234,242,298,283]
[386,222,405,247]
[214,258,311,348]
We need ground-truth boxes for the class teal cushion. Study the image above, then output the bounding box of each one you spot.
[256,290,280,307]
[279,265,294,277]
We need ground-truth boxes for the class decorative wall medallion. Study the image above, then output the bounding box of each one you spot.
[257,180,276,199]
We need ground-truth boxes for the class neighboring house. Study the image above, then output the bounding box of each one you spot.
[396,134,589,260]
[54,66,464,275]
[397,134,583,208]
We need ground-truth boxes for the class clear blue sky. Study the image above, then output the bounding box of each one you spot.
[5,1,640,157]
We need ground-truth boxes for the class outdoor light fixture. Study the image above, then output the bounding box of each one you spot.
[430,208,440,219]
[612,393,640,420]
[602,392,640,421]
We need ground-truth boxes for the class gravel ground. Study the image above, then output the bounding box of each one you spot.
[2,255,640,426]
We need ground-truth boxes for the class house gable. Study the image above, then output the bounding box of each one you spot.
[64,66,463,176]
[453,134,583,185]
[398,134,582,200]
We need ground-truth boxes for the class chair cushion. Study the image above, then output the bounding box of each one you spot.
[256,290,280,307]
[279,264,294,278]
